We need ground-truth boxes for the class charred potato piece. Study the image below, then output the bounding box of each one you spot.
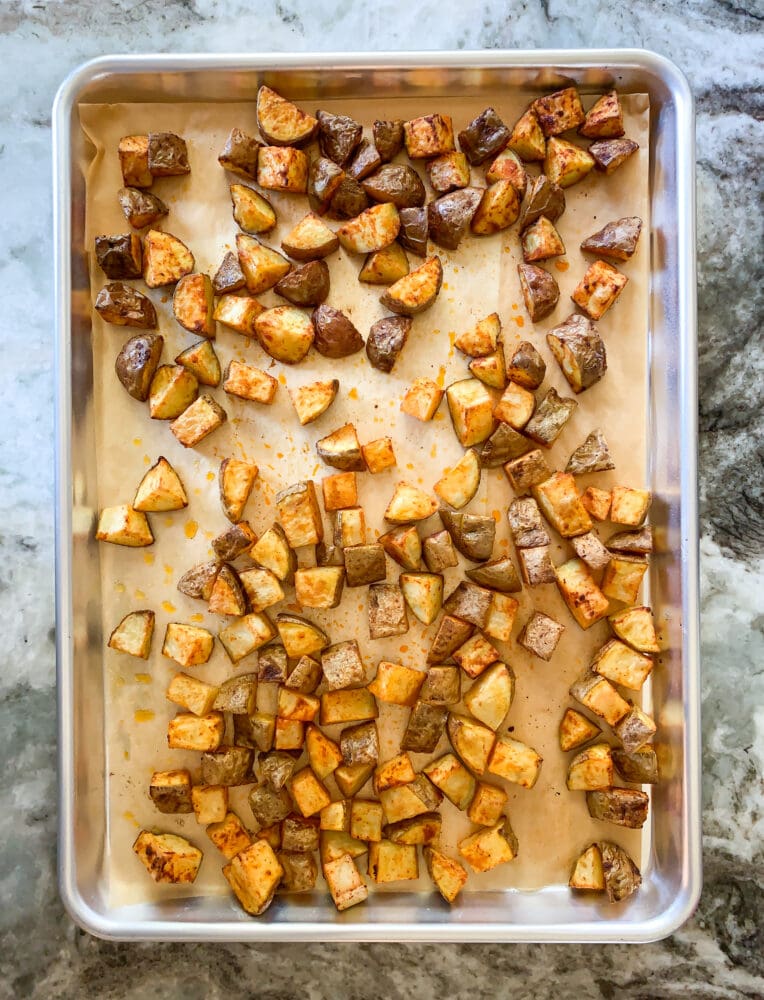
[95,233,142,280]
[308,156,346,214]
[218,127,260,179]
[118,187,168,229]
[362,165,426,208]
[289,379,338,425]
[503,449,552,495]
[518,611,564,661]
[581,216,643,262]
[522,216,565,263]
[440,509,495,562]
[533,87,585,136]
[257,146,309,193]
[312,305,364,358]
[517,264,559,323]
[281,214,339,263]
[458,107,510,165]
[256,86,318,146]
[173,273,215,337]
[572,259,628,321]
[507,340,546,390]
[397,207,428,257]
[317,423,364,471]
[373,119,404,162]
[427,188,483,250]
[471,180,521,235]
[96,282,156,329]
[400,701,448,754]
[485,147,527,196]
[275,259,330,307]
[579,91,625,138]
[446,378,496,448]
[590,137,639,174]
[518,174,565,230]
[586,789,649,829]
[118,134,152,188]
[427,151,470,193]
[379,524,422,571]
[347,138,383,181]
[366,316,411,372]
[403,113,455,159]
[423,529,458,573]
[524,388,578,447]
[359,242,409,285]
[147,132,189,176]
[380,255,443,316]
[427,614,474,663]
[143,230,194,288]
[230,183,276,235]
[466,557,521,593]
[368,583,409,639]
[547,313,607,393]
[317,110,362,166]
[478,423,533,468]
[255,306,314,364]
[507,107,546,162]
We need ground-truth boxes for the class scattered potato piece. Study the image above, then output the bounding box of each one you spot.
[507,107,546,162]
[590,137,639,174]
[487,734,543,788]
[361,436,396,474]
[555,558,611,629]
[569,843,605,891]
[380,256,443,316]
[143,230,194,288]
[602,555,649,605]
[533,87,585,136]
[133,831,202,884]
[458,819,518,873]
[559,708,601,752]
[401,377,444,422]
[119,135,152,188]
[170,394,227,447]
[96,504,153,547]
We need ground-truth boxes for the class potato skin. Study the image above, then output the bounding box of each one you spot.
[518,174,565,231]
[366,316,412,373]
[581,216,643,262]
[275,260,330,306]
[373,120,404,162]
[362,165,426,208]
[457,107,511,165]
[308,156,345,214]
[517,264,560,322]
[326,177,369,220]
[118,187,168,229]
[428,188,483,250]
[95,233,142,279]
[312,305,364,358]
[397,207,428,257]
[317,111,363,167]
[95,282,157,328]
[147,132,190,176]
[115,333,164,401]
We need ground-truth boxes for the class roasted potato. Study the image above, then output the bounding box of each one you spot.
[447,713,495,775]
[373,119,404,161]
[347,138,383,181]
[503,448,552,495]
[434,448,481,509]
[521,216,566,263]
[379,524,422,571]
[455,312,501,358]
[401,377,444,422]
[586,788,649,829]
[517,545,556,586]
[518,174,566,230]
[362,165,426,209]
[592,638,653,690]
[400,571,443,625]
[427,188,483,250]
[95,233,142,280]
[590,137,639,174]
[230,183,276,235]
[545,137,596,188]
[424,753,475,810]
[358,242,409,285]
[166,671,219,716]
[118,187,168,229]
[213,294,263,337]
[421,665,461,705]
[524,387,578,447]
[365,315,412,372]
[571,531,612,571]
[566,429,615,475]
[218,126,260,179]
[218,457,258,523]
[108,609,155,659]
[494,381,535,430]
[458,819,518,874]
[289,379,338,425]
[368,583,409,639]
[281,212,339,261]
[175,338,221,387]
[361,436,396,473]
[443,581,493,630]
[344,544,387,587]
[368,662,424,707]
[201,745,254,785]
[458,107,510,165]
[257,146,309,193]
[609,605,660,654]
[277,613,329,659]
[507,340,546,390]
[167,711,225,751]
[485,147,527,196]
[518,611,565,661]
[256,85,318,146]
[208,563,247,616]
[466,557,521,593]
[572,259,628,321]
[517,264,560,322]
[255,306,314,364]
[423,529,458,573]
[487,733,542,788]
[463,662,514,731]
[212,521,257,561]
[236,234,290,294]
[446,378,496,447]
[275,480,323,546]
[173,272,215,337]
[218,613,275,663]
[317,423,364,471]
[403,113,455,159]
[559,708,601,752]
[308,156,346,214]
[478,423,533,468]
[143,230,194,287]
[400,701,448,754]
[471,180,521,235]
[96,282,157,329]
[533,87,585,136]
[148,365,198,420]
[118,134,152,188]
[323,853,368,911]
[556,559,611,629]
[439,508,495,562]
[147,132,189,176]
[582,485,613,522]
[397,207,428,257]
[312,305,364,358]
[612,745,659,785]
[581,216,643,262]
[507,496,549,548]
[337,202,400,255]
[426,151,471,193]
[275,259,330,306]
[579,91,624,138]
[317,110,362,165]
[134,455,187,511]
[546,313,608,393]
[427,614,474,664]
[507,107,546,162]
[327,175,370,219]
[384,482,438,523]
[177,560,221,601]
[133,831,202,885]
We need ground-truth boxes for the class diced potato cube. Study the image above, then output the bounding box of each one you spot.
[223,840,283,915]
[319,830,367,865]
[257,145,309,193]
[454,312,501,358]
[592,638,653,690]
[424,847,468,903]
[167,711,225,751]
[463,662,514,730]
[166,672,219,717]
[503,449,552,495]
[559,708,601,752]
[368,661,424,707]
[494,381,535,430]
[96,504,153,547]
[149,769,193,814]
[447,713,495,775]
[384,482,438,523]
[555,558,611,629]
[119,134,152,187]
[458,818,518,873]
[192,784,228,825]
[544,137,595,188]
[361,436,396,473]
[320,688,378,726]
[487,734,543,788]
[423,753,475,811]
[533,87,586,136]
[566,743,614,791]
[446,379,496,448]
[581,485,612,522]
[320,799,351,832]
[602,555,649,605]
[289,768,331,817]
[108,610,154,659]
[401,701,448,754]
[368,841,418,883]
[223,361,278,404]
[384,813,442,846]
[218,613,275,663]
[400,377,444,422]
[467,782,508,826]
[207,811,253,860]
[294,566,345,610]
[586,788,649,829]
[334,763,374,799]
[368,583,409,639]
[323,853,368,911]
[570,670,630,726]
[420,665,461,705]
[350,800,385,842]
[518,611,564,660]
[170,394,227,448]
[403,113,455,159]
[334,507,367,549]
[572,259,628,321]
[322,472,357,512]
[533,472,592,538]
[133,831,202,884]
[400,572,443,625]
[522,217,565,263]
[610,486,652,526]
[452,632,500,679]
[288,379,338,425]
[518,546,556,586]
[277,687,320,723]
[281,814,320,853]
[484,592,519,643]
[373,753,417,794]
[274,718,305,750]
[609,605,660,653]
[613,704,657,752]
[306,724,344,780]
[379,776,442,824]
[133,456,187,512]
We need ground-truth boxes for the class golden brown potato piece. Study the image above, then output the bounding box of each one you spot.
[590,137,639,174]
[428,187,483,250]
[108,609,155,659]
[362,164,426,208]
[175,339,220,387]
[275,260,330,307]
[579,91,625,139]
[96,504,153,547]
[586,789,649,829]
[256,85,318,146]
[485,147,527,196]
[255,306,314,364]
[556,560,610,629]
[170,394,227,448]
[133,831,202,884]
[517,264,559,323]
[478,423,533,468]
[312,305,364,358]
[236,234,291,294]
[359,242,409,285]
[149,364,198,420]
[439,509,495,562]
[173,273,215,337]
[403,113,455,159]
[434,449,481,509]
[134,455,187,511]
[505,341,545,391]
[317,423,365,471]
[426,151,471,193]
[289,379,339,425]
[384,482,438,523]
[446,378,496,447]
[276,480,324,547]
[379,524,421,571]
[471,180,521,235]
[458,106,510,165]
[571,259,628,321]
[546,313,607,393]
[115,332,163,401]
[469,350,507,390]
[381,255,443,316]
[223,361,278,404]
[213,294,264,338]
[503,449,552,496]
[545,137,596,188]
[581,216,643,262]
[118,187,168,229]
[230,183,276,234]
[518,174,566,230]
[281,213,339,261]
[143,230,194,288]
[118,134,151,188]
[507,107,546,162]
[533,87,585,136]
[95,282,156,328]
[218,458,258,523]
[317,110,363,166]
[337,202,400,255]
[257,146,309,193]
[373,119,404,162]
[147,132,190,176]
[401,377,444,422]
[218,126,260,179]
[95,233,142,280]
[366,316,411,372]
[522,216,565,263]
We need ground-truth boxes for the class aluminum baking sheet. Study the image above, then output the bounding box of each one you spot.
[54,51,700,942]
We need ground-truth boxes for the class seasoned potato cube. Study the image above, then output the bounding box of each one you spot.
[590,137,639,174]
[424,848,468,904]
[518,545,556,586]
[277,687,320,724]
[471,180,521,235]
[486,146,527,195]
[259,752,298,791]
[507,497,549,548]
[368,840,419,883]
[533,472,592,537]
[133,831,202,884]
[403,113,454,159]
[274,717,304,751]
[429,188,484,249]
[167,711,225,751]
[434,449,481,510]
[522,216,566,263]
[334,763,374,799]
[545,137,595,188]
[592,639,653,690]
[256,305,316,364]
[324,853,368,911]
[446,379,496,448]
[95,233,142,280]
[572,259,628,321]
[384,812,442,846]
[524,388,577,448]
[320,799,351,832]
[447,713,495,774]
[613,704,657,753]
[95,281,157,328]
[400,701,448,755]
[119,134,152,188]
[379,775,442,824]
[484,592,519,644]
[290,768,331,817]
[256,85,317,146]
[238,567,283,612]
[295,566,345,610]
[567,743,614,791]
[275,480,323,548]
[286,654,321,695]
[373,753,417,793]
[340,721,379,767]
[280,814,320,854]
[467,782,508,827]
[361,436,396,474]
[444,581,494,630]
[400,378,444,422]
[487,734,543,788]
[218,613,275,663]
[347,138,383,181]
[258,645,288,684]
[566,430,615,477]
[223,840,283,915]
[610,487,652,526]
[173,272,215,338]
[582,485,612,522]
[427,151,470,193]
[334,508,367,549]
[421,665,461,705]
[380,255,443,316]
[602,555,649,605]
[555,559,611,629]
[546,313,608,394]
[423,530,459,573]
[570,670,630,726]
[466,557,521,594]
[600,841,642,901]
[207,811,252,860]
[236,234,291,295]
[427,614,474,663]
[175,338,221,387]
[517,265,559,324]
[317,109,362,165]
[162,623,213,667]
[320,640,365,691]
[208,565,247,617]
[518,611,564,661]
[230,183,276,235]
[322,472,357,513]
[379,524,422,570]
[276,613,329,659]
[213,294,264,338]
[534,87,585,136]
[369,661,424,707]
[149,364,198,420]
[149,769,193,814]
[143,230,194,287]
[223,361,278,405]
[337,202,400,255]
[256,145,308,193]
[108,607,156,664]
[469,350,507,390]
[213,673,258,716]
[463,662,514,730]
[287,379,338,426]
[250,525,294,585]
[452,632,500,680]
[167,672,219,717]
[569,843,605,892]
[320,829,367,864]
[234,712,275,753]
[559,708,601,751]
[384,482,438,523]
[305,724,343,781]
[494,381,535,430]
[458,818,519,873]
[372,119,404,162]
[367,583,409,640]
[609,605,660,654]
[607,524,654,555]
[457,106,510,164]
[192,784,228,825]
[579,91,624,139]
[612,745,659,785]
[586,788,649,829]
[350,800,385,843]
[507,107,546,162]
[170,394,227,448]
[519,173,566,230]
[424,753,475,810]
[400,572,443,625]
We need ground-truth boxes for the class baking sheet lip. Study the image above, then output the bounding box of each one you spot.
[53,48,700,943]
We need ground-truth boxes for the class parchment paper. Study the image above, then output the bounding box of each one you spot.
[79,89,650,909]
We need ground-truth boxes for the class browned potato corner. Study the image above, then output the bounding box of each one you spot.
[400,571,443,625]
[471,180,521,235]
[308,156,346,215]
[589,137,639,174]
[118,134,151,188]
[581,216,643,262]
[546,313,607,393]
[313,305,364,358]
[458,106,510,165]
[347,138,383,181]
[211,521,256,562]
[518,545,556,587]
[446,378,496,448]
[517,264,559,323]
[133,831,202,885]
[455,312,500,358]
[559,708,601,752]
[503,449,552,495]
[579,91,624,138]
[423,529,458,574]
[288,379,338,426]
[149,364,198,420]
[366,315,412,373]
[118,187,168,229]
[255,306,314,364]
[384,482,438,524]
[142,230,194,288]
[317,110,362,166]
[380,255,443,315]
[397,207,428,257]
[427,614,474,663]
[275,480,323,548]
[218,126,260,179]
[518,174,565,231]
[533,87,585,137]
[372,119,404,162]
[401,377,444,422]
[134,455,187,512]
[257,145,309,193]
[108,609,155,659]
[368,584,409,639]
[428,187,483,250]
[507,107,546,162]
[256,85,318,147]
[443,581,493,630]
[403,113,455,159]
[147,132,189,176]
[524,388,577,448]
[610,486,651,526]
[362,164,426,209]
[469,349,507,390]
[426,151,471,193]
[522,216,566,263]
[96,505,153,547]
[95,233,142,280]
[507,497,550,549]
[556,559,610,629]
[439,508,495,562]
[485,147,527,196]
[572,259,628,321]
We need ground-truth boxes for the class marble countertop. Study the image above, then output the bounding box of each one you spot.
[1,1,762,996]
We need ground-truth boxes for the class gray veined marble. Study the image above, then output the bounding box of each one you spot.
[1,0,763,997]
